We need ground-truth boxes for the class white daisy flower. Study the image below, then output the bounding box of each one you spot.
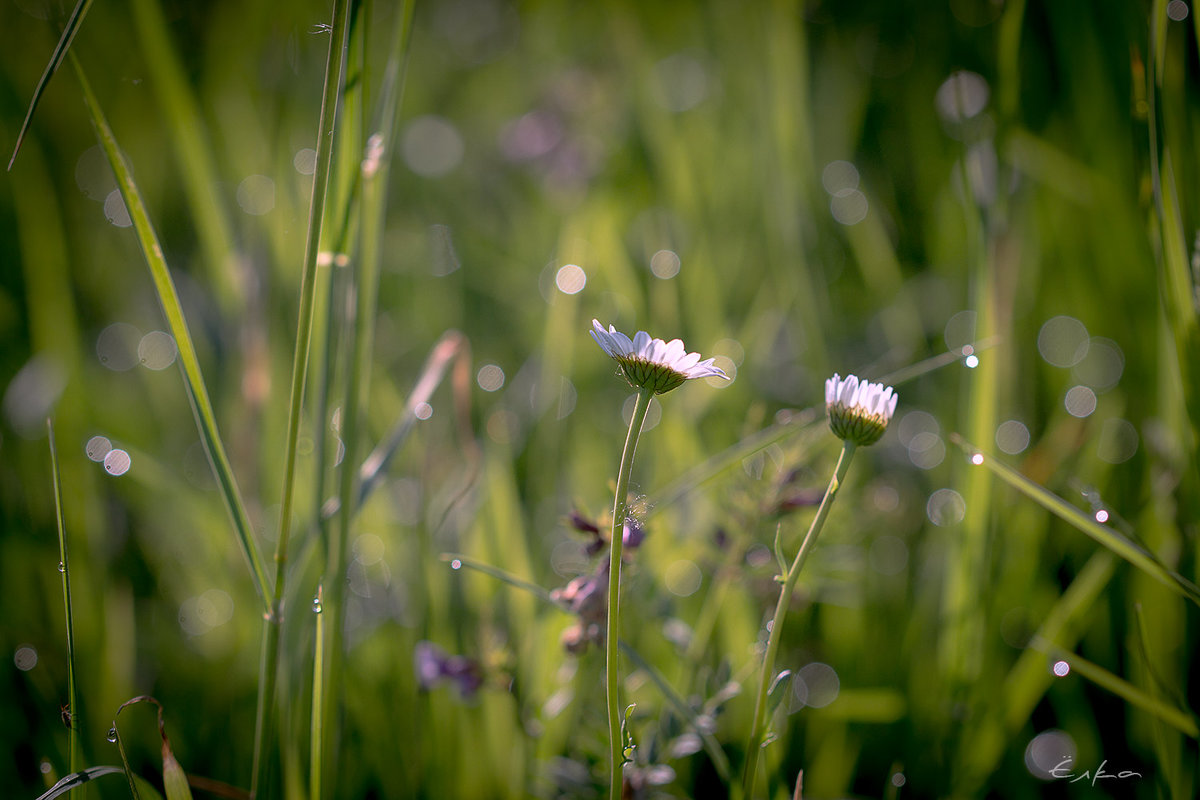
[590,319,729,394]
[825,373,898,446]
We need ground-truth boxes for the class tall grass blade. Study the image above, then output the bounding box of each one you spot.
[68,53,270,605]
[8,0,94,170]
[949,435,1200,606]
[47,419,80,776]
[254,0,352,796]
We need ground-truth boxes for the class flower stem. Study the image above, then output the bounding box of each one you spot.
[741,440,856,799]
[606,386,654,800]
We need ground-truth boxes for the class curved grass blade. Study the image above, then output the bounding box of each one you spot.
[949,435,1200,606]
[68,53,270,606]
[32,767,124,800]
[8,0,94,170]
[47,419,80,776]
[115,696,194,800]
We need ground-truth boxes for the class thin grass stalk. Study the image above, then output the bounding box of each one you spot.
[320,121,388,800]
[606,386,655,800]
[318,2,415,790]
[47,420,80,777]
[742,440,855,800]
[309,585,326,799]
[68,53,270,604]
[251,2,352,797]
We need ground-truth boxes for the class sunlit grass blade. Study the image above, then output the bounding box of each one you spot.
[33,767,125,800]
[47,419,80,776]
[1029,636,1198,738]
[949,435,1200,606]
[8,0,94,170]
[256,1,352,796]
[68,52,270,605]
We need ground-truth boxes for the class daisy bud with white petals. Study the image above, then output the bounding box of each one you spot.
[825,373,898,446]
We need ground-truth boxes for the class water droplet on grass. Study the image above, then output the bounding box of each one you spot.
[311,597,322,613]
[106,727,118,743]
[450,559,462,570]
[57,561,65,573]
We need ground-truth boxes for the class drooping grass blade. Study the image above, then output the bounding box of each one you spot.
[32,767,125,800]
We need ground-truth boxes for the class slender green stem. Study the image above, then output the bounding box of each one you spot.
[47,419,80,776]
[250,2,351,797]
[606,386,654,800]
[741,440,856,799]
[310,584,326,799]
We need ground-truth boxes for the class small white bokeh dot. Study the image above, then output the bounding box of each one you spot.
[555,264,587,295]
[103,449,131,476]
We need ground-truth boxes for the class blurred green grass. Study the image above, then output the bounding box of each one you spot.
[2,0,1198,798]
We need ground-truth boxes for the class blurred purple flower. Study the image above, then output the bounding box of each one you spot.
[414,640,483,699]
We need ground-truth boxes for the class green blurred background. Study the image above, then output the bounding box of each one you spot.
[2,0,1198,797]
